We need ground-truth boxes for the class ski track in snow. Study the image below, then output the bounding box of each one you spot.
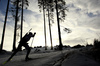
[0,49,100,66]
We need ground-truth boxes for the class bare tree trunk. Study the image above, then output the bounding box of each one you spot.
[20,0,24,51]
[43,0,47,50]
[12,0,19,51]
[55,0,63,50]
[47,9,53,50]
[0,0,10,51]
[20,0,23,40]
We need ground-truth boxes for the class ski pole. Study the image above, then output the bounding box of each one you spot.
[31,38,34,47]
[23,28,32,37]
[31,32,36,47]
[27,28,32,33]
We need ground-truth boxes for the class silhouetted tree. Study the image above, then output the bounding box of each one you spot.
[93,39,100,49]
[20,0,29,50]
[45,0,68,50]
[10,0,29,51]
[20,0,29,40]
[20,0,23,43]
[54,0,68,50]
[0,0,10,51]
[72,44,84,48]
[47,9,53,50]
[10,0,22,51]
[12,0,20,51]
[38,0,55,50]
[44,0,54,50]
[19,0,24,51]
[38,0,68,50]
[38,0,47,50]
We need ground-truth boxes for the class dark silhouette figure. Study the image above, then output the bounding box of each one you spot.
[6,32,36,62]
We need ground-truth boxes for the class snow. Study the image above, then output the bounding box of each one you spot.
[0,48,100,66]
[62,50,100,66]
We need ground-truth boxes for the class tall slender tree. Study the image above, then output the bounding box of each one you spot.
[54,0,68,50]
[0,0,10,51]
[20,0,29,50]
[44,0,67,50]
[12,0,20,51]
[20,0,29,39]
[38,0,68,50]
[55,0,62,50]
[10,0,29,51]
[43,0,47,50]
[20,0,23,42]
[38,0,55,50]
[38,0,47,50]
[19,0,24,51]
[47,9,53,50]
[9,0,20,51]
[47,0,68,50]
[46,1,54,50]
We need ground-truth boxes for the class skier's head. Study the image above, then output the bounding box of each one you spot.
[29,32,33,35]
[29,32,33,36]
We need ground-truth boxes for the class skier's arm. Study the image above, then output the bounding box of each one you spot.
[32,32,36,37]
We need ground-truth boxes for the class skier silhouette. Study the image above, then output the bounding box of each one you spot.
[6,32,36,62]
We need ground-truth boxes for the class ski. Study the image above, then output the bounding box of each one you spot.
[3,59,12,64]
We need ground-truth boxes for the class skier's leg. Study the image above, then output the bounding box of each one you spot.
[23,44,31,61]
[6,44,22,62]
[26,47,31,60]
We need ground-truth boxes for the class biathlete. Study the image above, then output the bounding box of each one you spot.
[6,32,36,63]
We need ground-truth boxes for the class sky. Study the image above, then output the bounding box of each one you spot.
[0,0,100,51]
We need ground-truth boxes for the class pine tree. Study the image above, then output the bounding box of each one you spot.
[38,0,47,50]
[46,0,54,50]
[38,0,68,50]
[0,0,10,51]
[12,0,20,51]
[10,0,29,51]
[54,0,68,50]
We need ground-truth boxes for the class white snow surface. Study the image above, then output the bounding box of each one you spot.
[0,48,100,66]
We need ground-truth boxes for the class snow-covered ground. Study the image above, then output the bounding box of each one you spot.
[0,48,100,66]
